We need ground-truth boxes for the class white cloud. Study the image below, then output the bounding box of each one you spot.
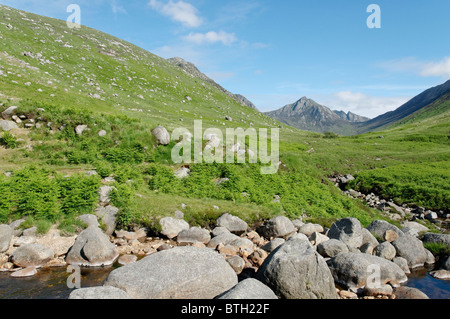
[148,0,202,28]
[111,0,127,15]
[420,57,450,78]
[183,31,237,46]
[319,91,411,119]
[378,56,450,79]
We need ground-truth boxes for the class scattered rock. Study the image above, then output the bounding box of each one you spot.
[226,255,245,274]
[363,284,393,297]
[94,205,118,236]
[259,216,296,239]
[0,224,13,253]
[98,186,115,205]
[10,266,37,278]
[66,226,119,267]
[298,223,323,237]
[429,269,450,280]
[0,120,18,131]
[394,286,429,299]
[217,278,278,300]
[152,126,170,146]
[174,167,190,179]
[373,241,396,261]
[76,214,99,228]
[366,220,404,239]
[14,235,36,247]
[383,229,399,243]
[216,213,248,235]
[422,233,450,246]
[118,254,138,266]
[69,286,131,299]
[11,244,54,268]
[75,125,88,136]
[261,238,285,253]
[177,227,211,245]
[328,217,363,249]
[159,217,190,239]
[317,239,349,258]
[327,252,408,291]
[391,235,428,269]
[1,106,18,119]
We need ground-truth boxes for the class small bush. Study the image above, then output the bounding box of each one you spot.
[0,131,18,149]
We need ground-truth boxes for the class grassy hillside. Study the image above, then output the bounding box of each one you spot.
[0,5,448,235]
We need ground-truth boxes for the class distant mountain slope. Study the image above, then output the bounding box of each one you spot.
[0,4,271,135]
[334,110,370,123]
[356,79,450,133]
[167,57,259,111]
[264,97,367,135]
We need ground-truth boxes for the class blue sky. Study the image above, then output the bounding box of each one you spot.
[1,0,450,117]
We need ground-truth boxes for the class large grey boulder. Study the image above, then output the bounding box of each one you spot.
[256,239,338,299]
[176,227,211,244]
[421,233,450,246]
[159,217,190,239]
[66,226,119,267]
[0,224,13,253]
[328,217,363,249]
[0,120,18,131]
[69,286,131,299]
[327,252,408,291]
[152,126,170,145]
[217,278,278,299]
[366,220,404,239]
[259,216,296,239]
[317,239,349,258]
[10,244,54,267]
[216,213,248,235]
[104,246,238,299]
[391,235,428,269]
[94,205,119,236]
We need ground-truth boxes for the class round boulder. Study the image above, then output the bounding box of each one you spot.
[256,239,338,299]
[11,244,54,268]
[69,286,131,299]
[327,252,408,291]
[0,224,13,253]
[66,226,119,267]
[391,235,428,269]
[216,213,248,235]
[152,126,170,145]
[328,217,363,249]
[216,278,278,300]
[259,216,296,239]
[317,239,349,258]
[159,217,190,239]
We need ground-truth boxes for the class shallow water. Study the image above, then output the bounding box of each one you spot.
[404,266,450,299]
[0,262,449,299]
[0,266,115,299]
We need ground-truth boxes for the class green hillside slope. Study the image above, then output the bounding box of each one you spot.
[0,5,448,235]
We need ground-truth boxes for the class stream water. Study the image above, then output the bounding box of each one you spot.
[0,261,448,299]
